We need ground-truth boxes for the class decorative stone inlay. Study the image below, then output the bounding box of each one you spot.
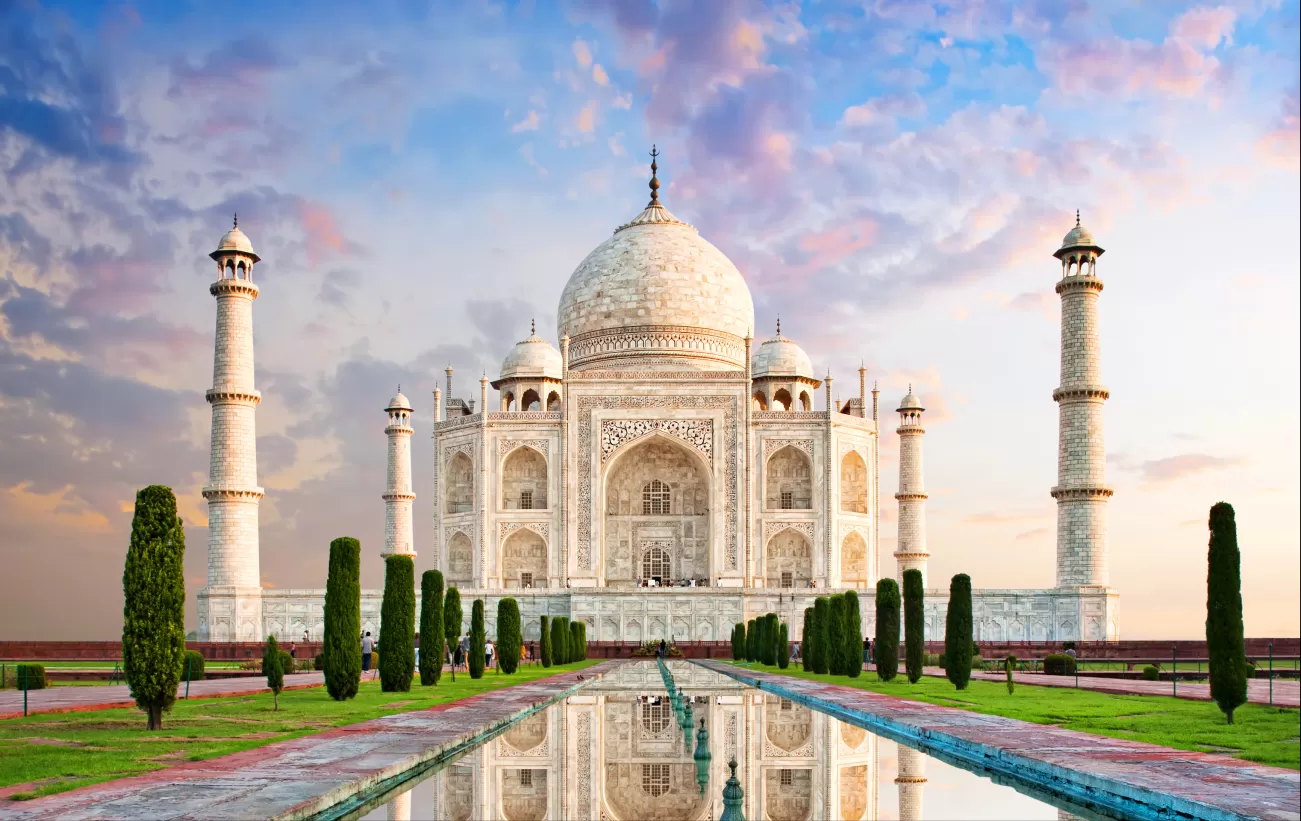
[600,419,713,464]
[568,370,747,382]
[444,525,473,544]
[485,412,564,422]
[752,411,829,421]
[763,734,814,758]
[763,520,815,546]
[577,712,592,821]
[763,438,813,459]
[726,713,738,763]
[577,395,738,571]
[499,521,550,540]
[500,438,550,458]
[444,441,476,463]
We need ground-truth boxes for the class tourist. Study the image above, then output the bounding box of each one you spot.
[361,632,374,673]
[289,641,297,661]
[453,642,464,672]
[867,638,874,670]
[862,637,870,666]
[658,639,666,659]
[486,640,496,669]
[792,641,801,662]
[303,629,309,643]
[520,642,527,665]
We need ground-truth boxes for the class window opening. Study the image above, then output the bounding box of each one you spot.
[642,480,671,515]
[780,769,793,786]
[780,491,793,509]
[520,769,533,787]
[520,490,533,510]
[781,571,793,589]
[642,764,670,797]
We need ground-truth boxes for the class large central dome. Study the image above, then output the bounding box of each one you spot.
[557,165,754,371]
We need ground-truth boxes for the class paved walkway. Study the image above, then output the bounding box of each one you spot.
[0,672,327,719]
[704,662,1299,821]
[955,668,1301,708]
[0,662,616,820]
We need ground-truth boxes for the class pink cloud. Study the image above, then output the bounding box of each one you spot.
[795,220,878,274]
[1041,36,1226,99]
[1170,5,1237,50]
[296,201,347,268]
[1139,453,1246,486]
[1256,89,1299,170]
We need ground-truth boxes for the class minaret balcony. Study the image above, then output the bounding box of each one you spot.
[206,388,262,404]
[1050,485,1114,500]
[1051,386,1109,402]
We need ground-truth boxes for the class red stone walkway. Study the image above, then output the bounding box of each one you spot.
[1,662,616,820]
[0,671,328,719]
[954,667,1301,708]
[704,661,1299,821]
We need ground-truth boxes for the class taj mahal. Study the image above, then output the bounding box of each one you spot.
[196,155,1119,645]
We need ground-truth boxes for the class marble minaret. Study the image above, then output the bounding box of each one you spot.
[1052,213,1112,588]
[382,389,416,558]
[894,387,929,586]
[197,217,265,642]
[895,745,927,821]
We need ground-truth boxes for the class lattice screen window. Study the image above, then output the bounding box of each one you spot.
[780,699,793,711]
[780,491,793,509]
[780,769,793,786]
[781,571,793,589]
[642,547,671,580]
[520,572,533,589]
[520,769,533,787]
[520,491,533,510]
[642,701,672,733]
[642,763,670,797]
[642,480,671,515]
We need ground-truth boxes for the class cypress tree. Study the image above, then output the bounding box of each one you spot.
[746,618,758,662]
[827,595,848,676]
[262,635,284,710]
[844,591,864,678]
[811,597,830,674]
[443,587,462,682]
[1206,502,1248,724]
[378,554,416,692]
[944,574,974,690]
[122,485,186,729]
[767,614,781,667]
[497,598,522,674]
[469,599,486,679]
[756,616,769,665]
[540,615,552,667]
[874,578,900,681]
[732,622,745,660]
[903,569,925,684]
[323,537,362,701]
[777,622,790,669]
[550,617,568,665]
[419,570,445,686]
[577,621,587,660]
[800,608,814,672]
[570,621,582,664]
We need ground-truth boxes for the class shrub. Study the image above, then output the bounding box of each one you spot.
[874,579,900,682]
[811,598,830,674]
[1062,641,1077,651]
[419,570,445,686]
[944,574,973,690]
[844,591,864,679]
[540,615,552,667]
[443,587,463,682]
[827,595,848,676]
[180,650,205,682]
[731,622,745,661]
[569,620,582,665]
[1142,665,1160,681]
[11,664,47,690]
[746,618,758,662]
[314,653,326,671]
[323,537,362,701]
[379,555,416,693]
[1005,655,1017,694]
[1206,502,1248,725]
[800,608,814,672]
[902,569,924,684]
[577,621,588,660]
[123,485,187,730]
[497,598,522,674]
[1044,653,1077,676]
[263,636,284,710]
[776,622,790,669]
[296,658,314,672]
[278,650,293,677]
[769,614,781,668]
[550,616,567,667]
[469,600,486,679]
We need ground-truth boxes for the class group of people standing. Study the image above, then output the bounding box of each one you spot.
[354,631,548,676]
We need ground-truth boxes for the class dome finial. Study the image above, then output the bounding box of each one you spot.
[233,212,238,229]
[397,383,401,393]
[776,315,781,336]
[1075,209,1080,228]
[531,317,536,336]
[648,144,661,206]
[908,383,913,393]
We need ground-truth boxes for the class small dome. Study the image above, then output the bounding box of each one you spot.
[1055,211,1102,257]
[897,389,924,413]
[500,326,563,380]
[752,325,814,380]
[386,390,412,411]
[210,217,260,262]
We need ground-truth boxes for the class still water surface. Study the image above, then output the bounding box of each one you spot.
[352,662,1111,821]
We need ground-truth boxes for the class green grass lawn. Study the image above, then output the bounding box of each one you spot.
[727,662,1300,770]
[0,660,600,800]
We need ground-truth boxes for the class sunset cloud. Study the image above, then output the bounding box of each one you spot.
[1139,454,1247,486]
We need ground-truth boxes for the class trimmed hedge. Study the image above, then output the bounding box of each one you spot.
[498,598,522,674]
[746,618,758,662]
[323,537,362,700]
[314,653,326,671]
[123,485,187,730]
[379,555,416,692]
[569,620,583,663]
[800,608,814,672]
[419,570,445,686]
[1142,665,1160,681]
[731,622,745,661]
[827,595,847,676]
[874,579,900,682]
[469,599,486,679]
[180,650,205,682]
[1044,653,1077,676]
[10,664,47,690]
[810,598,830,674]
[443,587,463,682]
[550,616,567,666]
[903,569,925,684]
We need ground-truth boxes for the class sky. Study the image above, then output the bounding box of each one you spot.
[0,0,1297,641]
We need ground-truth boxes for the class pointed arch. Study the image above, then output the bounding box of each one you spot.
[798,390,811,411]
[765,526,812,587]
[840,530,868,585]
[502,445,547,509]
[446,451,474,513]
[773,388,793,411]
[446,531,474,585]
[501,528,547,586]
[501,392,516,412]
[546,390,561,411]
[752,389,768,411]
[766,445,812,510]
[839,450,868,513]
[521,389,541,411]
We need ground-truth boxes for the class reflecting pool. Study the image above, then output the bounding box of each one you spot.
[350,662,1115,821]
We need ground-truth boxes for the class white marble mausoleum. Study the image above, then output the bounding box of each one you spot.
[196,160,1120,644]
